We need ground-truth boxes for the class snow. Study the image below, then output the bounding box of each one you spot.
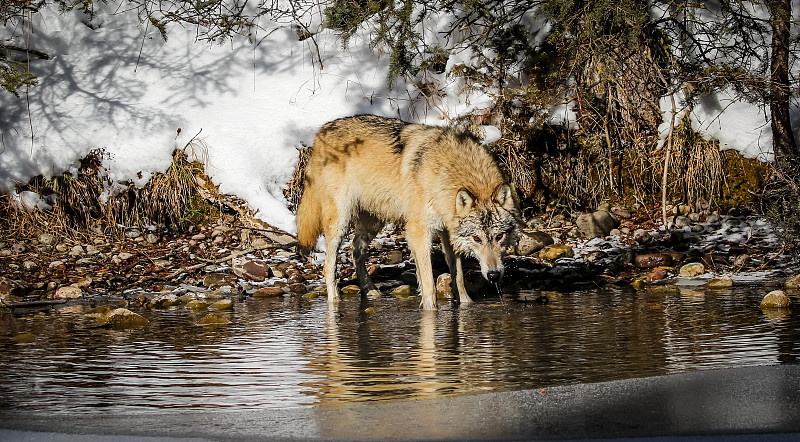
[0,2,793,234]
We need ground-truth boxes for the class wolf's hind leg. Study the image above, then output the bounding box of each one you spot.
[322,209,348,305]
[353,211,382,297]
[439,230,472,304]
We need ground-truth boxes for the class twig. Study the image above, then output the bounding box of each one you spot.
[755,244,786,271]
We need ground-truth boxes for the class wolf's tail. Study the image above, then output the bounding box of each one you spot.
[295,176,322,255]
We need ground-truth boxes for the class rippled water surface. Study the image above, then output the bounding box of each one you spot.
[1,284,798,413]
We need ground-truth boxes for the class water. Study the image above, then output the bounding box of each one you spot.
[0,285,798,414]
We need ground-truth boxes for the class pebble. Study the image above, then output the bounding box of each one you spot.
[68,245,84,257]
[85,245,101,255]
[232,256,271,282]
[341,285,361,296]
[124,228,142,239]
[211,299,233,310]
[23,260,38,270]
[436,273,452,296]
[647,268,668,283]
[118,252,134,260]
[55,243,69,252]
[633,229,651,243]
[385,250,404,265]
[288,283,307,294]
[197,313,230,325]
[104,308,149,328]
[674,216,692,228]
[576,210,619,238]
[145,233,160,244]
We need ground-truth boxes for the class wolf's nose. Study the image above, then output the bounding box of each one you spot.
[486,271,501,283]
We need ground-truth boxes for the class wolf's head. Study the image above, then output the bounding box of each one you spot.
[452,184,520,283]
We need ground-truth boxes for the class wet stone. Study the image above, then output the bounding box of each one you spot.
[647,267,668,283]
[436,273,452,296]
[760,290,793,309]
[341,285,361,296]
[648,284,680,296]
[253,287,285,298]
[705,277,733,289]
[232,256,271,282]
[538,244,574,260]
[785,274,800,290]
[101,308,149,329]
[633,229,651,244]
[288,283,307,294]
[390,285,412,298]
[186,300,209,310]
[11,333,36,343]
[197,313,230,325]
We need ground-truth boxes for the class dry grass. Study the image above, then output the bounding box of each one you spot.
[0,146,220,242]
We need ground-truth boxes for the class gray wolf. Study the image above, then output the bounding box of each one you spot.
[296,115,520,310]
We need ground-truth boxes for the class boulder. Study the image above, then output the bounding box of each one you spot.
[576,210,619,238]
[760,290,793,309]
[516,231,554,256]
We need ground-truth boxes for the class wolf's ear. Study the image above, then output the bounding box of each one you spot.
[495,184,515,211]
[456,189,474,215]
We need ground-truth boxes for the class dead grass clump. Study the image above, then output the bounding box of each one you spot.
[1,147,221,242]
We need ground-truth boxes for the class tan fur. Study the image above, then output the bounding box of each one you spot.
[296,115,520,310]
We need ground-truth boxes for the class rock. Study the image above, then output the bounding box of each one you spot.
[633,229,652,244]
[148,294,180,308]
[436,273,452,296]
[11,243,26,253]
[23,260,38,271]
[145,233,160,244]
[253,287,285,298]
[341,285,361,296]
[704,277,733,289]
[85,244,101,255]
[733,254,750,268]
[634,253,672,269]
[232,256,271,282]
[250,237,270,249]
[197,313,230,325]
[688,212,702,222]
[54,286,82,299]
[0,278,31,302]
[576,210,619,238]
[55,243,69,252]
[538,244,574,260]
[302,291,321,299]
[648,284,681,296]
[191,233,207,241]
[38,233,55,245]
[647,267,668,283]
[102,308,149,329]
[203,273,234,288]
[611,207,632,219]
[674,216,692,228]
[72,277,93,289]
[785,274,800,290]
[390,285,413,298]
[760,290,793,309]
[706,213,721,224]
[49,260,65,269]
[725,218,741,227]
[153,259,171,267]
[124,228,142,239]
[288,283,307,294]
[516,231,554,256]
[679,262,705,277]
[68,245,84,257]
[287,272,306,284]
[11,332,36,343]
[117,252,134,260]
[630,279,645,290]
[186,299,209,310]
[363,306,377,313]
[385,250,404,265]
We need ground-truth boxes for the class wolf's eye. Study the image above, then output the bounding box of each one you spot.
[495,233,505,241]
[472,235,482,244]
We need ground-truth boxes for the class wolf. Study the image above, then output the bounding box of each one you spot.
[295,115,520,310]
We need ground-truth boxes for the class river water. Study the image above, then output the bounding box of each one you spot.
[0,284,798,414]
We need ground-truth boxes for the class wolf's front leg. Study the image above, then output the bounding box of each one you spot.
[323,235,342,305]
[407,224,437,310]
[453,255,472,304]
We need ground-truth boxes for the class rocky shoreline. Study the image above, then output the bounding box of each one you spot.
[1,207,799,320]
